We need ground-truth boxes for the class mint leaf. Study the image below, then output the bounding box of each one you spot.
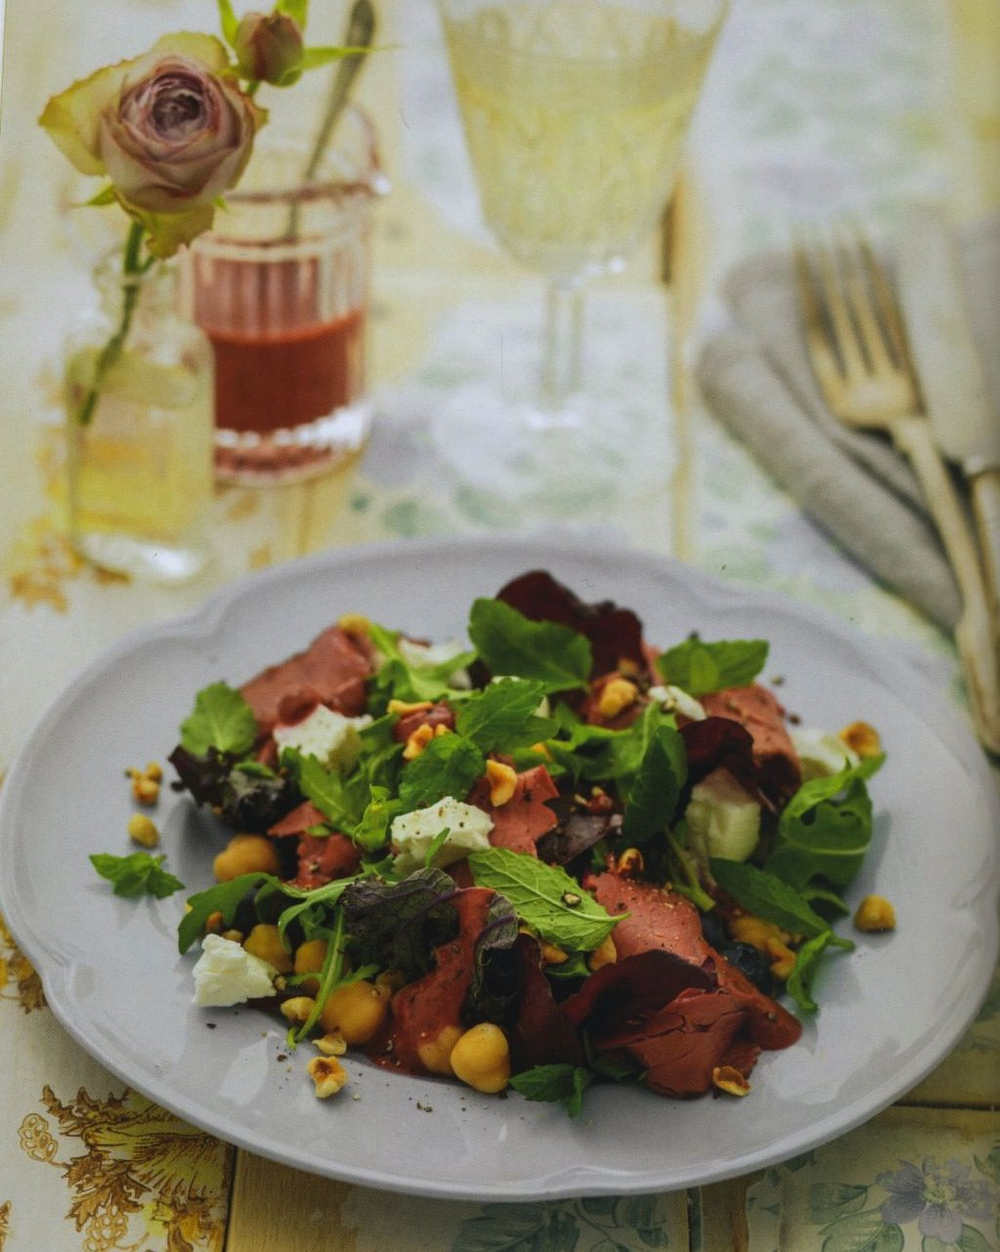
[766,756,885,890]
[91,852,184,900]
[180,681,258,756]
[621,724,688,843]
[709,858,853,944]
[468,847,619,951]
[455,678,555,754]
[656,637,768,696]
[178,871,280,953]
[509,1064,595,1117]
[468,598,591,692]
[577,703,672,792]
[397,733,485,811]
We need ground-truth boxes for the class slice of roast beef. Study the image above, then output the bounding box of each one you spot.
[240,625,373,735]
[700,683,801,805]
[467,764,560,857]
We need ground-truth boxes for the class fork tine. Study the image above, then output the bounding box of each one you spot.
[793,240,847,411]
[855,230,909,366]
[808,233,868,383]
[834,227,893,375]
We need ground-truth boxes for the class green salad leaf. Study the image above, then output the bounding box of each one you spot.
[784,929,848,1015]
[367,621,474,706]
[178,871,281,953]
[468,598,591,692]
[468,847,620,952]
[179,681,258,756]
[397,733,485,811]
[766,755,885,890]
[455,678,556,754]
[621,723,688,843]
[509,1064,595,1117]
[656,637,768,696]
[91,852,185,900]
[709,858,853,946]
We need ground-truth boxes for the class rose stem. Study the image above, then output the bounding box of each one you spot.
[76,220,148,426]
[286,0,375,239]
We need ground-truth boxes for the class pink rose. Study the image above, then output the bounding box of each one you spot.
[234,11,305,86]
[100,55,258,213]
[40,34,265,254]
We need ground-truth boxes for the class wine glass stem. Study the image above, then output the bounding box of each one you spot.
[540,277,584,415]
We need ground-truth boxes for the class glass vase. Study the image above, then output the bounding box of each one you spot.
[64,249,214,582]
[179,107,385,484]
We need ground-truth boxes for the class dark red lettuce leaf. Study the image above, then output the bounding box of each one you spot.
[495,570,647,678]
[508,935,585,1071]
[560,949,715,1034]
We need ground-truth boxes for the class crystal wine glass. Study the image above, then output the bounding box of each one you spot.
[433,0,728,508]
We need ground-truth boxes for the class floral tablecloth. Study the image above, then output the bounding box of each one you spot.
[1,1,998,1249]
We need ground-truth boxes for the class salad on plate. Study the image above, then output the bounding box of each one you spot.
[133,570,888,1115]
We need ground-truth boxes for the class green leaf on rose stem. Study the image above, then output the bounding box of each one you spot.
[656,637,769,696]
[397,733,485,811]
[123,200,219,260]
[468,847,621,952]
[180,681,258,757]
[468,598,592,693]
[509,1064,595,1117]
[83,183,117,207]
[217,0,239,44]
[277,0,309,28]
[299,45,371,71]
[709,858,854,946]
[177,872,281,953]
[91,852,184,900]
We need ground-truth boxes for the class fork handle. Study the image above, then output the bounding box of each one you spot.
[971,470,1000,645]
[892,416,1000,754]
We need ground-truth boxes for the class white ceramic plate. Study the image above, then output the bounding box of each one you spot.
[1,537,997,1201]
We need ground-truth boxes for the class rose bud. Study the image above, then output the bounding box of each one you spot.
[234,11,305,86]
[98,55,260,215]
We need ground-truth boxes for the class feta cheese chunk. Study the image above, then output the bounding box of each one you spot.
[791,727,860,780]
[684,767,761,863]
[192,934,277,1007]
[273,705,372,772]
[391,796,493,874]
[648,684,707,721]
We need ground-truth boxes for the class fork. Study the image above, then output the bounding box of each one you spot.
[795,229,1000,755]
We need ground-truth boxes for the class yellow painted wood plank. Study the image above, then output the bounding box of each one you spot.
[225,1152,357,1252]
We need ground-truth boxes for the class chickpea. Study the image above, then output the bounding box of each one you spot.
[320,979,389,1045]
[854,894,896,933]
[417,1024,462,1076]
[293,938,329,994]
[212,834,280,883]
[243,923,293,973]
[127,813,159,848]
[449,1023,511,1094]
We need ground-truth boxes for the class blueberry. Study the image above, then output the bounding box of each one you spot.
[722,942,776,997]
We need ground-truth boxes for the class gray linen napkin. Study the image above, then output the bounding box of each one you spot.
[695,215,1000,632]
